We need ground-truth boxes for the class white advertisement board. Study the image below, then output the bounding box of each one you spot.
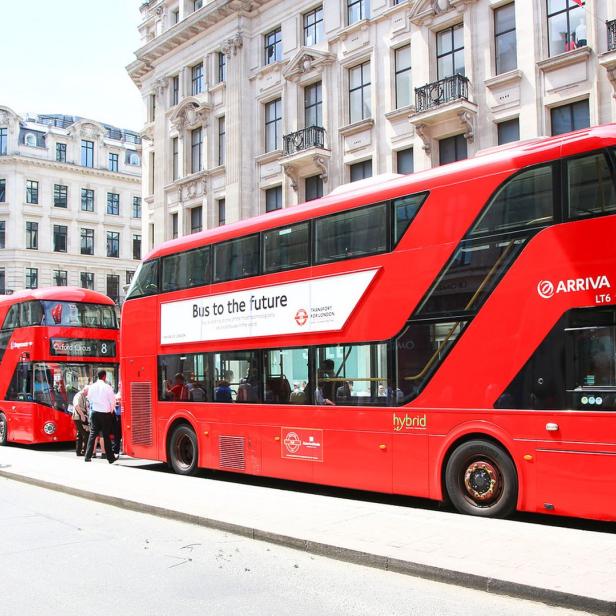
[160,268,378,345]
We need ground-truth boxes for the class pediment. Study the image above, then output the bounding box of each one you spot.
[0,105,22,126]
[282,48,336,82]
[409,0,450,26]
[68,119,106,140]
[169,97,212,131]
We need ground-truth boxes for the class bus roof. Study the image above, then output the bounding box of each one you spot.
[145,123,616,262]
[0,287,116,308]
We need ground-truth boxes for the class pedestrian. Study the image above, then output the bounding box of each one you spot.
[71,386,89,456]
[112,386,122,456]
[84,370,117,464]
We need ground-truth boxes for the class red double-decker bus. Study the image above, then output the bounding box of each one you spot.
[0,287,119,445]
[121,125,616,521]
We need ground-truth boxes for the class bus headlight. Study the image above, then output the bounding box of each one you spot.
[43,421,56,435]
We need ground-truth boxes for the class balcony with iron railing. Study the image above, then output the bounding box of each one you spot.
[415,74,470,113]
[283,126,327,156]
[608,19,616,52]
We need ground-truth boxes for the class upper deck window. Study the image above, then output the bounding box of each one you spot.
[567,152,616,219]
[263,222,310,273]
[1,300,117,330]
[126,260,159,299]
[162,246,211,292]
[214,235,260,283]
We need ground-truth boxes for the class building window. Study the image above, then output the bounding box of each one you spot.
[172,137,179,180]
[81,188,94,212]
[54,184,68,208]
[348,0,369,25]
[397,148,414,174]
[81,228,94,255]
[191,128,202,173]
[172,8,180,23]
[497,118,520,144]
[171,75,179,106]
[551,100,590,136]
[494,3,517,75]
[107,231,120,258]
[547,0,586,57]
[26,180,39,204]
[350,159,373,182]
[437,24,465,79]
[0,178,5,202]
[25,268,38,289]
[193,0,203,10]
[349,62,371,124]
[218,52,226,83]
[305,175,323,201]
[126,270,135,286]
[0,128,7,155]
[265,99,282,152]
[0,269,5,294]
[171,212,178,239]
[56,143,66,162]
[107,192,120,215]
[53,270,67,286]
[127,151,140,166]
[264,28,282,65]
[266,186,283,212]
[81,139,94,167]
[304,82,322,128]
[148,94,156,123]
[53,225,68,252]
[107,275,120,304]
[132,196,142,218]
[218,116,225,166]
[26,221,38,249]
[0,221,5,249]
[304,6,324,46]
[191,206,202,233]
[133,234,142,260]
[81,272,94,289]
[439,134,468,164]
[218,198,226,226]
[108,152,119,172]
[395,45,412,109]
[191,63,204,95]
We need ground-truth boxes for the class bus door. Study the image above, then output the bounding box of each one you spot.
[4,362,35,442]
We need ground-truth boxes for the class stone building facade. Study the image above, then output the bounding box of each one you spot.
[0,107,142,302]
[127,0,616,248]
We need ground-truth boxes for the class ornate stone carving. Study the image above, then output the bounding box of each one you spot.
[313,155,328,183]
[0,110,7,124]
[605,68,616,100]
[282,163,299,191]
[153,78,168,97]
[170,100,211,132]
[414,123,431,154]
[178,174,208,202]
[458,110,474,143]
[222,33,243,59]
[283,48,336,82]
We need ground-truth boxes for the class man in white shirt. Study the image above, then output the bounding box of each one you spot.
[84,369,117,463]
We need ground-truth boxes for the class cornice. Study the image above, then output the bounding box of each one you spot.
[536,46,592,73]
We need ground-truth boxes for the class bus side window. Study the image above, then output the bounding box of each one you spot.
[567,152,616,219]
[7,363,33,402]
[3,304,20,330]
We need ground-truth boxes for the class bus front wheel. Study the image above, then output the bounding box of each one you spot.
[445,440,517,518]
[168,424,198,476]
[0,412,7,445]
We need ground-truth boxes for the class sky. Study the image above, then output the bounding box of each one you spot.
[0,1,145,130]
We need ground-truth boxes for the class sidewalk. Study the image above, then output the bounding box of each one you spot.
[1,446,615,615]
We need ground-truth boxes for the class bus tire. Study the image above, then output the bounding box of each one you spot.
[445,439,517,518]
[168,424,198,476]
[0,412,7,445]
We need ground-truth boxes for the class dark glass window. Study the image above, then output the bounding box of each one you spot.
[304,82,322,128]
[304,6,324,46]
[218,52,226,83]
[439,134,467,165]
[349,62,371,124]
[263,222,309,273]
[26,180,39,204]
[81,272,94,290]
[25,268,38,289]
[54,184,68,208]
[126,259,159,299]
[395,45,412,109]
[81,188,94,212]
[348,0,369,24]
[132,234,142,260]
[132,196,142,218]
[162,246,211,292]
[214,235,260,283]
[547,0,586,57]
[53,270,67,286]
[107,192,119,215]
[265,348,308,404]
[53,225,67,252]
[148,94,156,123]
[315,203,387,264]
[171,212,179,239]
[126,270,135,286]
[107,231,120,258]
[81,228,94,255]
[191,128,202,173]
[551,100,590,136]
[0,128,7,155]
[218,116,225,165]
[305,175,323,201]
[218,198,226,226]
[107,274,120,304]
[265,99,282,152]
[397,148,414,174]
[26,221,38,249]
[171,75,179,106]
[0,221,4,249]
[393,193,426,244]
[437,24,465,79]
[81,140,94,167]
[191,63,204,95]
[265,186,282,212]
[214,351,261,402]
[0,269,5,294]
[497,118,520,145]
[264,27,282,65]
[0,178,5,202]
[108,152,119,172]
[495,3,517,74]
[350,159,372,181]
[158,352,212,402]
[56,143,66,162]
[567,152,616,219]
[191,206,202,233]
[172,137,179,181]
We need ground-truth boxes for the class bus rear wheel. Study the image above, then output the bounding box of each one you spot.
[0,412,7,445]
[169,424,198,476]
[445,440,517,518]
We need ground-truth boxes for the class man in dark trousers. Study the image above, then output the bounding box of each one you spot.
[84,370,117,464]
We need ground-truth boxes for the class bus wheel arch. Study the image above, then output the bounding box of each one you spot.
[166,418,199,476]
[441,434,518,518]
[0,412,7,445]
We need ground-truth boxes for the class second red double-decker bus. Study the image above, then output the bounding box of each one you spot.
[122,125,616,521]
[0,287,119,445]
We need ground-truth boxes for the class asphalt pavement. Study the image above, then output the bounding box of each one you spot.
[1,445,615,615]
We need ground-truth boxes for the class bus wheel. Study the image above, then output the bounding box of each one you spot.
[445,440,517,518]
[169,424,198,476]
[0,412,7,445]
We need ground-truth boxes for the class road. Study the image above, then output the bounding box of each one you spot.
[0,476,594,616]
